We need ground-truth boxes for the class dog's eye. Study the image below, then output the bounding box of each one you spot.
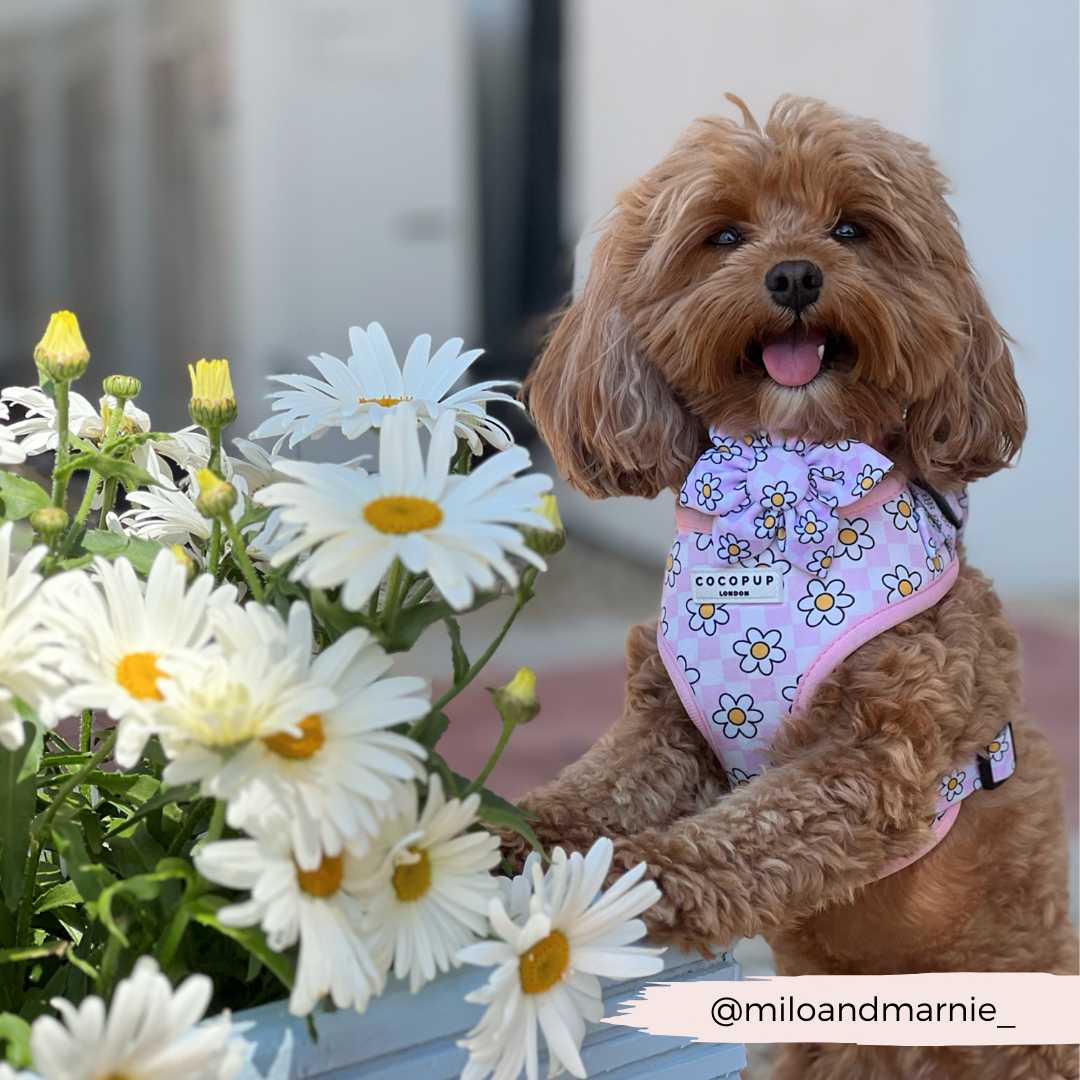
[706,227,742,247]
[831,221,865,241]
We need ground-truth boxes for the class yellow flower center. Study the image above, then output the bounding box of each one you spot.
[520,929,570,994]
[764,514,775,528]
[116,652,166,701]
[821,555,832,568]
[750,642,770,660]
[897,500,912,517]
[771,493,784,506]
[814,593,835,611]
[296,853,343,897]
[804,521,816,533]
[363,495,443,534]
[359,395,413,407]
[933,557,942,570]
[667,554,673,571]
[263,714,325,759]
[947,778,958,790]
[777,527,786,539]
[702,484,712,498]
[717,445,730,454]
[728,708,746,725]
[837,527,857,545]
[728,543,740,556]
[698,603,715,620]
[988,741,1000,753]
[898,579,913,596]
[861,476,874,489]
[392,848,432,902]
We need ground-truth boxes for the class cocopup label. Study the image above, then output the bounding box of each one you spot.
[691,567,784,604]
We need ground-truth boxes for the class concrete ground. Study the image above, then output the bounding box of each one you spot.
[394,533,1079,1080]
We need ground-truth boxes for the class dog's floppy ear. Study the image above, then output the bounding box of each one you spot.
[523,221,704,499]
[902,274,1026,491]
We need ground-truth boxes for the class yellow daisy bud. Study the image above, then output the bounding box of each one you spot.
[170,543,198,581]
[188,359,237,429]
[194,468,238,518]
[522,493,565,556]
[29,505,69,543]
[34,311,90,382]
[489,667,540,726]
[103,374,141,401]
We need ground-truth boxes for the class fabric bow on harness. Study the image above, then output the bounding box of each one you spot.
[677,431,897,573]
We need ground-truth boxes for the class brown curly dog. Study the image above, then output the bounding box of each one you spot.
[503,96,1079,1079]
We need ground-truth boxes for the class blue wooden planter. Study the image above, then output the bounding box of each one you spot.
[236,946,745,1079]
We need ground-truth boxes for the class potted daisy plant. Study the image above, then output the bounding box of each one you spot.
[0,313,742,1080]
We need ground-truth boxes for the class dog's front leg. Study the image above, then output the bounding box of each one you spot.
[607,738,941,955]
[499,620,728,871]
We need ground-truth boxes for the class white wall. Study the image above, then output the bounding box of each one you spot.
[560,0,1078,601]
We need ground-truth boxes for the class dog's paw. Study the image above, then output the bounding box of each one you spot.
[610,835,736,955]
[488,822,533,875]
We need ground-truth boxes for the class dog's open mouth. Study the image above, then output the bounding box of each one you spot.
[746,329,852,386]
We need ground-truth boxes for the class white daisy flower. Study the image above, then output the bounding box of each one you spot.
[153,605,337,816]
[195,825,383,1017]
[350,775,500,993]
[257,406,551,611]
[0,524,66,749]
[166,601,428,867]
[251,323,521,455]
[0,402,26,465]
[38,548,238,768]
[28,956,247,1080]
[457,838,664,1080]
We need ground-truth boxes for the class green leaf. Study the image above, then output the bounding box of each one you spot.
[101,782,200,840]
[61,530,166,575]
[190,896,295,989]
[15,719,43,783]
[0,940,66,964]
[54,451,158,491]
[0,1011,32,1067]
[0,473,49,521]
[381,589,501,653]
[449,773,545,855]
[34,880,82,915]
[50,821,113,904]
[0,724,38,913]
[411,710,450,751]
[445,617,470,683]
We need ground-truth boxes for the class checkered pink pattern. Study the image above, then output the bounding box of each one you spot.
[658,431,976,834]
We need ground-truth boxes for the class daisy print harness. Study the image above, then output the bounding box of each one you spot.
[657,430,1016,878]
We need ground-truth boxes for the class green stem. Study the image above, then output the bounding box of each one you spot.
[221,515,264,602]
[14,837,40,949]
[422,566,538,721]
[37,728,116,839]
[96,932,123,995]
[50,380,72,509]
[208,520,222,579]
[382,558,405,625]
[96,477,118,529]
[207,426,223,478]
[404,578,435,607]
[464,719,515,796]
[166,799,212,857]
[79,710,92,802]
[206,800,227,842]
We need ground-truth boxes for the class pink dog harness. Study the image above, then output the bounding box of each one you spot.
[658,430,1016,878]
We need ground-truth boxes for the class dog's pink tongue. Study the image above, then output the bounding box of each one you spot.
[761,330,825,386]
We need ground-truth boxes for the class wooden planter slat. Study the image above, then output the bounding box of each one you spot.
[236,946,744,1079]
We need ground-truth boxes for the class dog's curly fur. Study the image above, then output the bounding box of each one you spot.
[503,96,1078,1079]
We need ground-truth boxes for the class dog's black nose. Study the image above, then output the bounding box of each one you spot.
[765,261,823,314]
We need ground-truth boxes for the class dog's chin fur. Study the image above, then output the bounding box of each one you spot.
[512,96,1077,1080]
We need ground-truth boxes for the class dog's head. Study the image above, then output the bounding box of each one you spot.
[525,95,1025,497]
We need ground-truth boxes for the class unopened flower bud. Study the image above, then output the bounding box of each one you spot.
[34,311,90,382]
[188,359,237,429]
[489,667,540,726]
[194,468,237,518]
[103,374,141,401]
[522,494,565,556]
[171,543,197,581]
[30,505,68,543]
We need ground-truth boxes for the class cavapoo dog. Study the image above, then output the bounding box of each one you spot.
[501,96,1079,1079]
